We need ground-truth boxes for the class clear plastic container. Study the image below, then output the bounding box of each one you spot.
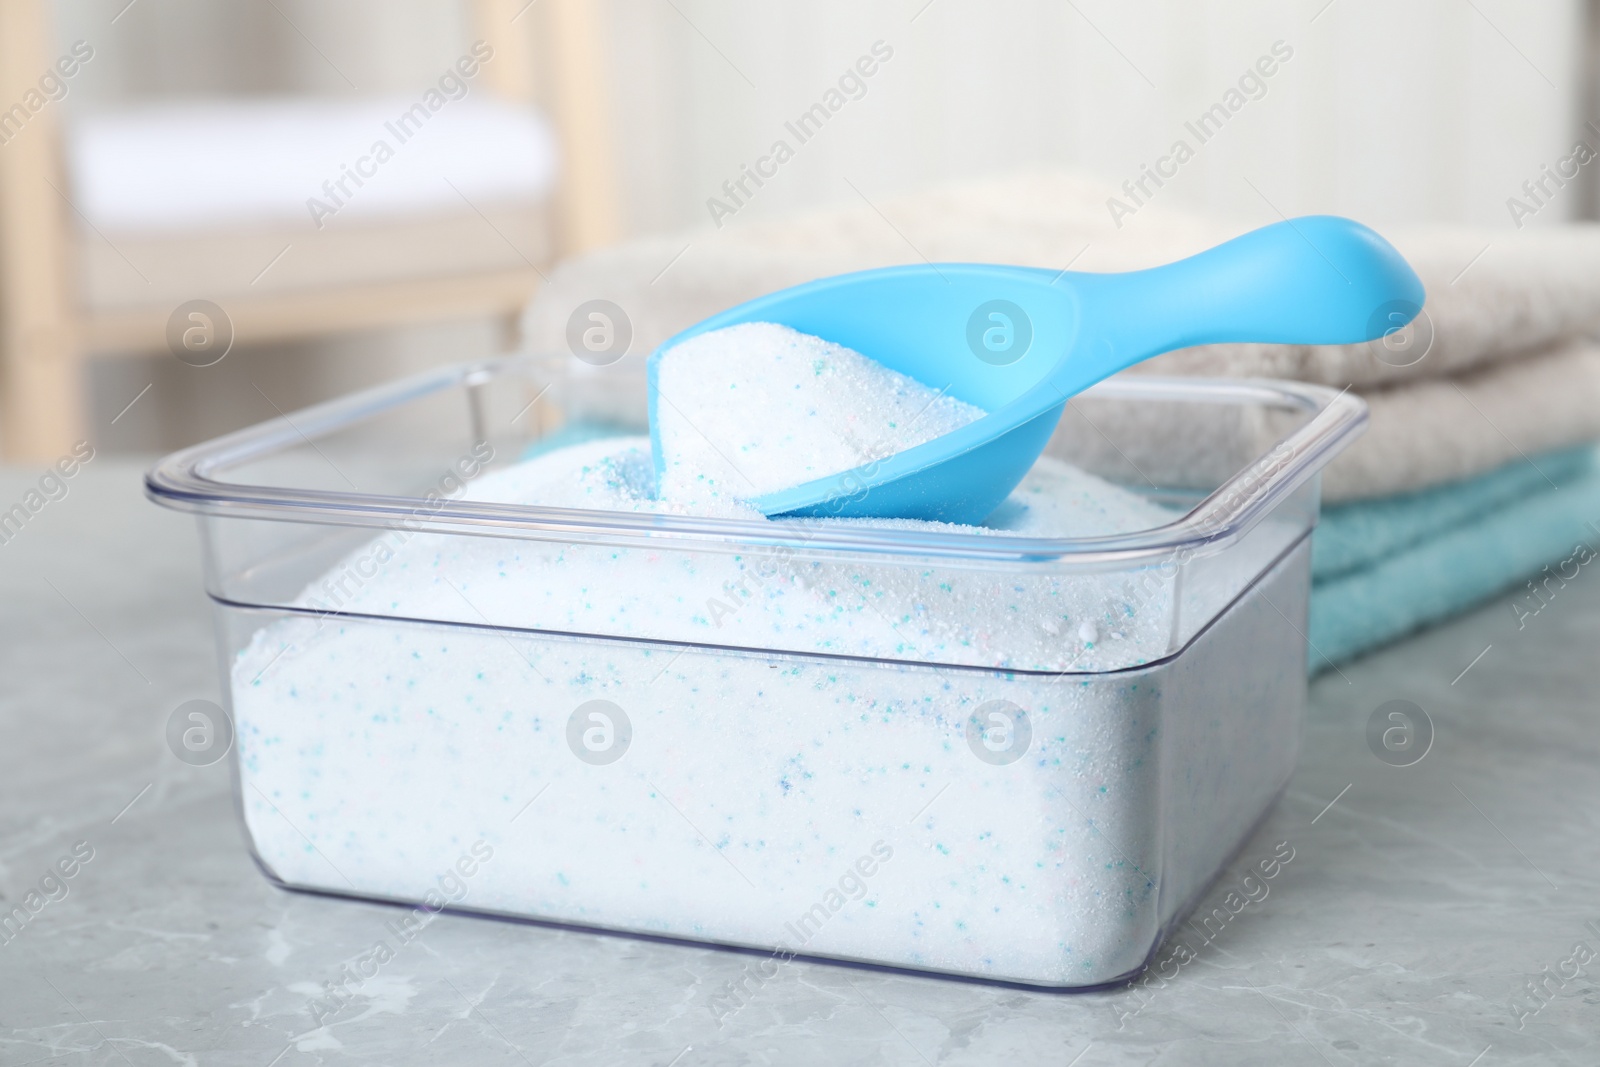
[147,354,1364,990]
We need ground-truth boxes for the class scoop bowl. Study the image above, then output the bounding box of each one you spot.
[647,215,1424,524]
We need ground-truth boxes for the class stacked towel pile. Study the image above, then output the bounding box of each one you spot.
[522,171,1600,668]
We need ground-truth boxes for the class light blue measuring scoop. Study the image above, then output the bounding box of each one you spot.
[647,215,1424,525]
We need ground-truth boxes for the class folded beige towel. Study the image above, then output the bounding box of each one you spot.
[522,170,1600,502]
[1051,339,1600,501]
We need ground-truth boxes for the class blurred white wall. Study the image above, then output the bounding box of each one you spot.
[49,0,1592,451]
[599,0,1587,233]
[59,0,1591,237]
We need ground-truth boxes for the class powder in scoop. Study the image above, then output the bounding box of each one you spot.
[652,322,984,508]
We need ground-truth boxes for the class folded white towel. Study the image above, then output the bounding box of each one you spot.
[521,170,1600,501]
[69,96,557,232]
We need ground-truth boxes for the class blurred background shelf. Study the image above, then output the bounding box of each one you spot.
[0,0,618,460]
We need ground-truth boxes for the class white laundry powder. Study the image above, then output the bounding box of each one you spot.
[249,436,1178,673]
[652,322,986,509]
[228,329,1308,987]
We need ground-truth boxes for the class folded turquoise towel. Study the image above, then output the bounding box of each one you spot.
[1311,446,1597,582]
[1308,449,1600,669]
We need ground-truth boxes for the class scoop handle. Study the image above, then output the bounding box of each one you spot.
[1066,215,1425,387]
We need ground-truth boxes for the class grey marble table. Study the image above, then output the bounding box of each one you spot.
[1,460,1594,1066]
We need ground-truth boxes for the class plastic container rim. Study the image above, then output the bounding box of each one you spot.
[144,355,1366,566]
